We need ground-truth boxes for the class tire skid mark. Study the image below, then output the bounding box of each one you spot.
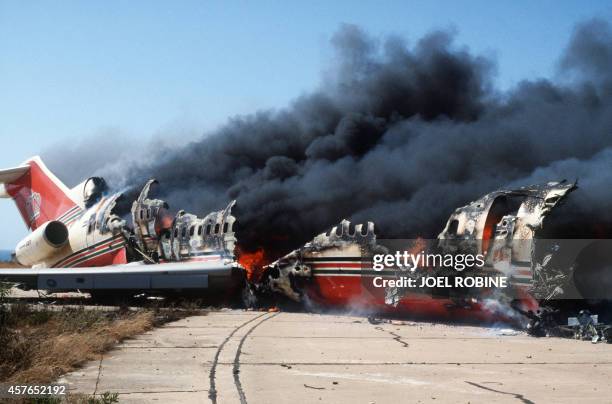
[208,312,268,404]
[233,313,280,404]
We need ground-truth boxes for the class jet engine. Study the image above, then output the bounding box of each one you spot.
[15,220,69,266]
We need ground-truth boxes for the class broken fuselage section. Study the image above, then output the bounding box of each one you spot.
[259,181,580,320]
[264,220,380,303]
[10,176,244,295]
[437,180,577,298]
[131,179,237,265]
[121,178,244,293]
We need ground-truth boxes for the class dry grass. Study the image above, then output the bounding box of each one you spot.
[0,261,23,268]
[0,304,197,384]
[7,311,153,383]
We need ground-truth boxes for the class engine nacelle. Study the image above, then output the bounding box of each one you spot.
[15,220,69,266]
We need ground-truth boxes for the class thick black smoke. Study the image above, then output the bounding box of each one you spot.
[60,20,612,254]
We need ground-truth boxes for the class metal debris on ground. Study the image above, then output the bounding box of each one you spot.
[521,308,612,343]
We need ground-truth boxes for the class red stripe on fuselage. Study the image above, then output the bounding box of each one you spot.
[70,244,126,268]
[310,263,366,269]
[53,235,122,268]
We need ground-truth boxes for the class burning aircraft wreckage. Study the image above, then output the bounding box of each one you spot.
[0,159,610,341]
[251,179,612,342]
[0,158,244,300]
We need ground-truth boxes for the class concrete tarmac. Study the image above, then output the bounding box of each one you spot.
[59,309,612,403]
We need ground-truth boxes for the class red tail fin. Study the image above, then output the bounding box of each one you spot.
[0,157,80,230]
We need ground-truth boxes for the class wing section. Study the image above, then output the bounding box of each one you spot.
[0,260,242,291]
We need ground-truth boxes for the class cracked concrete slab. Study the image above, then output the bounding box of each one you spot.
[59,310,612,403]
[239,362,612,404]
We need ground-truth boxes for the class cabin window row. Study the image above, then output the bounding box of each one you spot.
[139,208,154,220]
[172,222,230,238]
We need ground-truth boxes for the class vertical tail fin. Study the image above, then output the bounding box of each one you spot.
[0,156,80,230]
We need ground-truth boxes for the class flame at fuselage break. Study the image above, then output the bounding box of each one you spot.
[236,247,268,282]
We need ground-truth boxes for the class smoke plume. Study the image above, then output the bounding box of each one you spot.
[46,19,612,255]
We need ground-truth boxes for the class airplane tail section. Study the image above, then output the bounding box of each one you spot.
[0,156,80,230]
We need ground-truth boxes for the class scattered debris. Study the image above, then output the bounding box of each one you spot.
[569,310,612,343]
[520,308,612,343]
[366,317,413,326]
[304,384,326,390]
[494,328,522,336]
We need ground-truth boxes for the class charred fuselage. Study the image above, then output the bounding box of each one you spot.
[256,180,611,322]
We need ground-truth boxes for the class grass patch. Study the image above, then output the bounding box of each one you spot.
[0,299,200,385]
[5,391,119,404]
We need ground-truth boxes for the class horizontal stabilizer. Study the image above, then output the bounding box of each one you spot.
[0,165,29,198]
[0,165,29,183]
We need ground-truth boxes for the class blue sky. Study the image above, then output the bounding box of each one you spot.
[1,0,611,248]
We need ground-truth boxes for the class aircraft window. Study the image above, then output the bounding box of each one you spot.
[447,220,459,235]
[189,226,195,236]
[214,224,220,234]
[361,225,368,236]
[146,208,151,219]
[206,225,211,235]
[197,225,203,236]
[181,227,186,238]
[223,223,228,233]
[174,228,178,238]
[140,210,144,220]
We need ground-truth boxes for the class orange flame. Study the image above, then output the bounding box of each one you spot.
[237,247,268,281]
[404,237,428,269]
[408,237,427,255]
